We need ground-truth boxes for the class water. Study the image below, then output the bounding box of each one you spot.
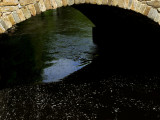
[0,6,160,120]
[0,7,96,89]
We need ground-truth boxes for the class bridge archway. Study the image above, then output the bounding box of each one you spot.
[0,0,160,33]
[1,0,160,71]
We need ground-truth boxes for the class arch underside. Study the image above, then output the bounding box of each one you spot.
[0,0,160,33]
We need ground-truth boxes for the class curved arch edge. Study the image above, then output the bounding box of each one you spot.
[0,0,160,34]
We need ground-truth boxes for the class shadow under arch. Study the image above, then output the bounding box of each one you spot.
[73,4,160,72]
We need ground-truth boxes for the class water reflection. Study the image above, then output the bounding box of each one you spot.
[0,7,95,89]
[43,59,87,82]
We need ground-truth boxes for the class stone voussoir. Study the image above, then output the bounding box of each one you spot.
[34,2,41,14]
[21,6,32,19]
[43,0,53,10]
[1,15,12,29]
[38,0,47,11]
[0,22,5,33]
[7,13,16,25]
[67,0,74,6]
[0,0,160,34]
[12,11,21,23]
[16,8,26,22]
[27,4,37,16]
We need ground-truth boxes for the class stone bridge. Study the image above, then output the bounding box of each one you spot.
[0,0,160,33]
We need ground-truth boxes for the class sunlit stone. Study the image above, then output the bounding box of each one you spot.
[16,9,26,22]
[7,13,16,25]
[43,0,53,9]
[27,4,37,16]
[34,2,41,14]
[21,6,31,19]
[0,22,5,33]
[12,11,20,23]
[67,0,74,6]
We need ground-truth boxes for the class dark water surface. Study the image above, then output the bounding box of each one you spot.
[0,7,96,89]
[0,6,160,120]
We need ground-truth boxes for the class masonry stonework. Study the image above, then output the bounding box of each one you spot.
[0,0,160,33]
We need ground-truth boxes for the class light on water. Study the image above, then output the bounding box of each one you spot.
[43,59,87,82]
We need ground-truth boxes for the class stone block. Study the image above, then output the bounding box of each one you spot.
[123,0,129,9]
[16,9,26,21]
[128,0,133,9]
[0,23,5,33]
[1,15,12,29]
[86,0,90,3]
[0,19,7,30]
[112,0,118,6]
[19,0,37,6]
[147,0,160,8]
[131,0,137,11]
[44,0,53,10]
[80,0,85,3]
[28,4,36,16]
[75,0,80,4]
[154,13,160,22]
[96,0,103,5]
[12,11,21,23]
[152,9,159,21]
[118,0,125,8]
[21,6,31,19]
[55,0,63,7]
[139,4,146,14]
[67,0,74,5]
[143,5,151,16]
[34,2,41,14]
[135,1,141,12]
[102,0,108,5]
[50,0,58,9]
[107,0,112,5]
[90,0,96,4]
[0,0,19,6]
[8,13,16,25]
[62,0,68,6]
[147,8,158,20]
[0,6,18,12]
[39,0,47,11]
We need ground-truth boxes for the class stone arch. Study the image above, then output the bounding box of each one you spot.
[0,0,160,33]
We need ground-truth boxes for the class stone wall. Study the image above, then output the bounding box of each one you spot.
[0,0,160,33]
